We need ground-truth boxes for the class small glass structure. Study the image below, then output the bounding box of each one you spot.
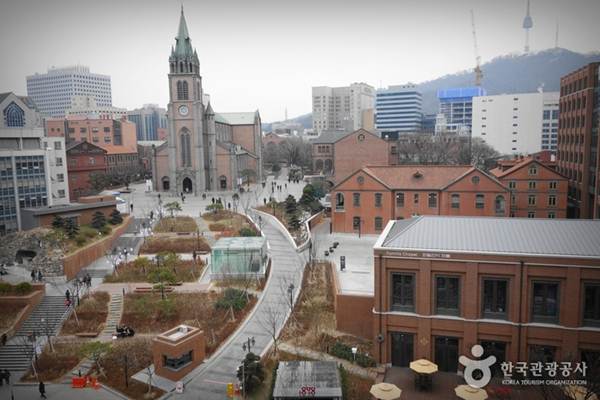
[210,236,268,279]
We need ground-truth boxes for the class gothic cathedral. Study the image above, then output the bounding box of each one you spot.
[154,7,262,195]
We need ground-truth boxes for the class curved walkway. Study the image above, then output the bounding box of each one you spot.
[162,216,305,399]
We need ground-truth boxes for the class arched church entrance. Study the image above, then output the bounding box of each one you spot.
[182,177,193,193]
[162,177,170,191]
[219,175,227,190]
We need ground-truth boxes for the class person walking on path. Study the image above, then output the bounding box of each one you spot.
[31,269,36,282]
[39,381,47,398]
[3,369,10,385]
[37,270,43,282]
[65,289,70,302]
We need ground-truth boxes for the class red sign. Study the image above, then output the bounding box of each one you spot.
[299,386,316,396]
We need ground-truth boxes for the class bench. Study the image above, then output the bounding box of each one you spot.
[134,286,175,294]
[75,332,99,338]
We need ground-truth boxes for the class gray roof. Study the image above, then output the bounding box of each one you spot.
[273,361,342,398]
[215,112,258,125]
[138,140,167,147]
[23,200,117,215]
[309,130,351,144]
[379,216,600,258]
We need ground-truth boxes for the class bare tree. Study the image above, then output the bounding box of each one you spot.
[279,138,312,169]
[257,302,285,355]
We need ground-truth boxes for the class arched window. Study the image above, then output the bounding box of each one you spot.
[180,131,191,167]
[179,62,183,73]
[315,159,324,171]
[177,81,189,100]
[4,102,25,127]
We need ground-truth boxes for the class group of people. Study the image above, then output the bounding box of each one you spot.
[79,273,92,288]
[30,269,43,282]
[115,325,135,338]
[0,369,10,386]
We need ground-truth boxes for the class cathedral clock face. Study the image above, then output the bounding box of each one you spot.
[178,105,189,116]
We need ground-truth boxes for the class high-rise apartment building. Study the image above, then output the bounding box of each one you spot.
[128,104,168,141]
[556,62,600,219]
[435,87,486,135]
[375,84,422,137]
[312,83,374,134]
[26,65,112,117]
[472,92,559,155]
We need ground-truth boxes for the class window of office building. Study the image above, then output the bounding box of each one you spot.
[528,181,537,190]
[353,193,360,207]
[391,273,414,312]
[375,193,382,207]
[531,281,559,323]
[414,193,419,204]
[396,192,404,207]
[548,195,556,206]
[374,217,383,231]
[475,194,484,209]
[435,276,460,316]
[352,216,360,230]
[482,279,508,319]
[508,181,516,189]
[163,351,193,370]
[528,211,535,218]
[528,195,536,206]
[428,193,437,208]
[528,166,538,175]
[451,194,460,208]
[583,283,600,327]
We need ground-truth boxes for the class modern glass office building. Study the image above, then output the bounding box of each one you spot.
[26,66,112,117]
[375,84,422,136]
[436,87,486,135]
[128,104,168,141]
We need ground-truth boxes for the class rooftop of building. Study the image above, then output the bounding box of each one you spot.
[66,140,107,153]
[273,361,342,398]
[212,236,266,251]
[22,198,117,216]
[437,87,487,100]
[336,164,492,191]
[214,112,258,126]
[137,140,167,147]
[377,216,600,259]
[489,152,563,179]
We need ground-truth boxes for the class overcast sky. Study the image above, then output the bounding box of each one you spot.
[1,0,599,122]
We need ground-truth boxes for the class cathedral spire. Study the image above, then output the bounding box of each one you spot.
[174,6,193,58]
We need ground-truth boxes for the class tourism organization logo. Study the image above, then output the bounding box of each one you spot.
[458,345,589,388]
[459,345,496,388]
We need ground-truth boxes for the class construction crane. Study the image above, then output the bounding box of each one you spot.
[470,9,483,87]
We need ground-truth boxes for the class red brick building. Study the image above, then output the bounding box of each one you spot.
[556,62,600,219]
[311,129,395,183]
[66,141,107,200]
[331,165,509,234]
[490,157,568,218]
[371,216,600,372]
[491,150,557,173]
[46,116,139,174]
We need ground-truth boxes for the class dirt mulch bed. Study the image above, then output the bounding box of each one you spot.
[21,342,86,382]
[99,337,164,400]
[140,236,211,253]
[203,211,258,235]
[120,292,257,356]
[103,259,204,283]
[60,292,110,335]
[153,217,198,233]
[0,304,25,331]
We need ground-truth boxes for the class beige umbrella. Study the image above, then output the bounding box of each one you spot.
[563,385,598,400]
[454,385,488,400]
[409,359,438,374]
[370,382,402,400]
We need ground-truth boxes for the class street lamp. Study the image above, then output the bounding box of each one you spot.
[242,336,255,354]
[287,283,295,311]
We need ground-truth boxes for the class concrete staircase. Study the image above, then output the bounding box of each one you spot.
[99,293,123,340]
[0,295,70,372]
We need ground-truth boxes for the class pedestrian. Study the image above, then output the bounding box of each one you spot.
[65,289,70,302]
[158,193,161,201]
[130,203,134,213]
[86,273,91,288]
[285,183,287,189]
[150,211,154,220]
[39,381,47,398]
[0,369,3,386]
[37,270,43,282]
[227,202,231,210]
[182,195,185,203]
[263,198,267,205]
[4,369,10,385]
[1,333,7,346]
[211,197,215,204]
[31,269,36,282]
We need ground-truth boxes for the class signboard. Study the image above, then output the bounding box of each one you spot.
[175,381,184,393]
[226,382,234,398]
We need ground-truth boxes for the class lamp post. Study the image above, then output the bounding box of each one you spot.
[287,283,295,312]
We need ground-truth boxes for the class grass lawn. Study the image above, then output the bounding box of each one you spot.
[60,291,110,335]
[120,291,256,355]
[139,236,211,253]
[103,256,204,283]
[21,341,85,382]
[99,338,164,400]
[153,216,198,233]
[202,210,258,236]
[0,304,25,331]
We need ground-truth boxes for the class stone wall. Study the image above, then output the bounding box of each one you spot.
[0,228,65,276]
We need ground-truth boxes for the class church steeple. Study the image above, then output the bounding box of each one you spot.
[169,6,200,74]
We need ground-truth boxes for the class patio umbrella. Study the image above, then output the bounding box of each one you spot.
[563,385,598,400]
[370,382,402,400]
[454,385,488,400]
[409,359,438,374]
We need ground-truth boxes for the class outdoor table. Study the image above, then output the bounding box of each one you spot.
[409,359,438,391]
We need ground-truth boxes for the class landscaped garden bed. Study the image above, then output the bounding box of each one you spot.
[0,304,26,331]
[99,338,164,400]
[21,341,86,382]
[202,208,259,237]
[153,216,198,233]
[60,291,110,336]
[0,282,34,296]
[120,289,256,355]
[139,236,210,254]
[103,253,204,283]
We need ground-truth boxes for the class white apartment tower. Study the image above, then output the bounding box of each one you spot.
[472,92,559,155]
[26,66,112,117]
[312,83,374,134]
